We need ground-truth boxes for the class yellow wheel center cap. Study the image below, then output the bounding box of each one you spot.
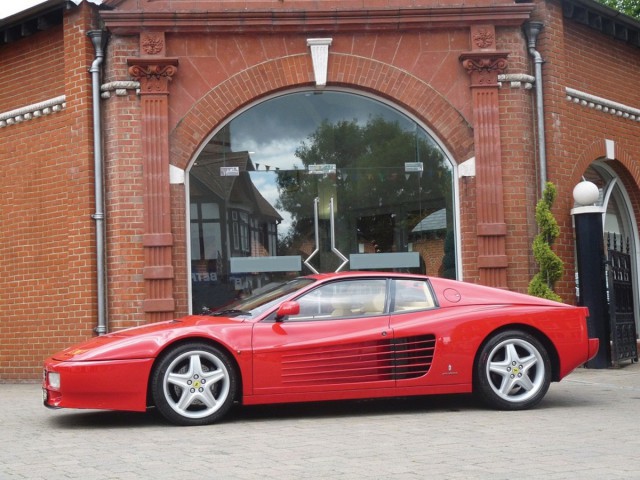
[194,380,201,388]
[512,367,520,375]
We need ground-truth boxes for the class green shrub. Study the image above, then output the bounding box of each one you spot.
[528,182,564,302]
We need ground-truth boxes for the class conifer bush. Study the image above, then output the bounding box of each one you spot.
[528,182,564,302]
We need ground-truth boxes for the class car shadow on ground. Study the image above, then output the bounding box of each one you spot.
[45,393,532,428]
[46,394,479,429]
[234,393,479,422]
[47,409,161,429]
[46,389,598,429]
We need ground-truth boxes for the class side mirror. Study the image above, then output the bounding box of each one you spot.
[275,301,300,322]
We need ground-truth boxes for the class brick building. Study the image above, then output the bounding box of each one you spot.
[1,0,638,380]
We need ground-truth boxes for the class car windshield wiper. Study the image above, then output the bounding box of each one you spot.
[208,308,252,317]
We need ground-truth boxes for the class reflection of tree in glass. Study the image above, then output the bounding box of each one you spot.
[275,116,452,260]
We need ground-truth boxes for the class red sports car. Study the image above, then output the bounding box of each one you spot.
[43,272,599,426]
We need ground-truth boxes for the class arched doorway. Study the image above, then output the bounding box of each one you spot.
[187,89,458,313]
[582,161,640,334]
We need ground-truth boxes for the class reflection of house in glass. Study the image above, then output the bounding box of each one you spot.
[190,141,282,312]
[411,208,449,277]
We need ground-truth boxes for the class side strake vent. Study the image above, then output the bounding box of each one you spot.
[393,335,437,380]
[281,334,436,385]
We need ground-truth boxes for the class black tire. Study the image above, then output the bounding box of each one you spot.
[475,330,551,410]
[151,342,237,426]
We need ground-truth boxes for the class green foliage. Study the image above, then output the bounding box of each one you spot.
[528,182,564,302]
[275,116,452,257]
[596,0,640,20]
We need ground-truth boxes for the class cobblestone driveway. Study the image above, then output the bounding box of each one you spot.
[1,363,639,479]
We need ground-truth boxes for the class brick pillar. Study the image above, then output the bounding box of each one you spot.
[128,34,178,322]
[460,26,509,288]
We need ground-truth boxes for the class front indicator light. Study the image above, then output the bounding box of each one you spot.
[48,372,61,389]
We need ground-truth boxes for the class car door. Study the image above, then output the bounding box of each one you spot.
[251,278,393,396]
[387,278,441,386]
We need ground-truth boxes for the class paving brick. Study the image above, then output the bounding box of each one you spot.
[1,363,639,479]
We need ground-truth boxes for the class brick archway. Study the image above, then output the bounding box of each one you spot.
[570,139,640,192]
[568,140,640,229]
[568,141,640,326]
[168,54,476,314]
[169,54,474,171]
[566,140,640,224]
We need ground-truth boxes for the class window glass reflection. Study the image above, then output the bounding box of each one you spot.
[189,91,456,312]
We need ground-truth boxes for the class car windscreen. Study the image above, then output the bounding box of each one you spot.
[210,278,316,318]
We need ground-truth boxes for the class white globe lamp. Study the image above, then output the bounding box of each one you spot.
[573,181,599,206]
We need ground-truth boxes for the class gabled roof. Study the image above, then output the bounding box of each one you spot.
[412,208,447,233]
[191,151,283,222]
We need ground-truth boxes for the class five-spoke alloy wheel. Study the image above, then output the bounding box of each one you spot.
[475,330,551,410]
[151,343,237,426]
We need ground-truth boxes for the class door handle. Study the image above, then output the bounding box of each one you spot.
[329,197,349,272]
[303,196,349,273]
[303,197,320,274]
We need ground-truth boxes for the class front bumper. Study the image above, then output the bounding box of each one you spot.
[42,357,155,412]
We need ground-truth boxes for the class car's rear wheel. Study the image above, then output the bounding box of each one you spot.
[475,330,551,410]
[151,342,237,426]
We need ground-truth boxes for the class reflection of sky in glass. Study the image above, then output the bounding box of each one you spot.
[230,91,418,171]
[224,91,450,241]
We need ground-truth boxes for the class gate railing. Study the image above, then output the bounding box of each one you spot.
[605,233,639,365]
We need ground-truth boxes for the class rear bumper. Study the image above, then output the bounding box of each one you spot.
[587,338,600,362]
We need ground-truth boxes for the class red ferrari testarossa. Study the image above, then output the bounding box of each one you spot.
[43,272,599,426]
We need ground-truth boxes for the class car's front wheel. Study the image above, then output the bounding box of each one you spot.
[475,330,551,410]
[151,342,237,426]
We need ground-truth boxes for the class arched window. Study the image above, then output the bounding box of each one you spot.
[582,163,636,248]
[187,90,458,312]
[582,161,640,332]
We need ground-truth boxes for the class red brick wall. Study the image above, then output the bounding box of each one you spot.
[102,10,565,317]
[105,27,479,324]
[102,35,147,331]
[0,3,97,380]
[164,28,476,161]
[532,0,640,302]
[497,25,539,294]
[3,0,639,380]
[412,237,446,276]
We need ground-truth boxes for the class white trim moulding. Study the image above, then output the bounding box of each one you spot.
[498,73,535,89]
[566,87,640,122]
[0,95,66,128]
[101,81,140,98]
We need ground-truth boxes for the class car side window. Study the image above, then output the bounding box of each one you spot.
[392,279,435,313]
[287,279,387,321]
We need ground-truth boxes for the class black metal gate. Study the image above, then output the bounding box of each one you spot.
[605,233,639,365]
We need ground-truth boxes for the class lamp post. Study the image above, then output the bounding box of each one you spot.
[571,181,610,368]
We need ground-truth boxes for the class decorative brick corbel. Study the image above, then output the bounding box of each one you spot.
[128,59,178,94]
[460,52,509,87]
